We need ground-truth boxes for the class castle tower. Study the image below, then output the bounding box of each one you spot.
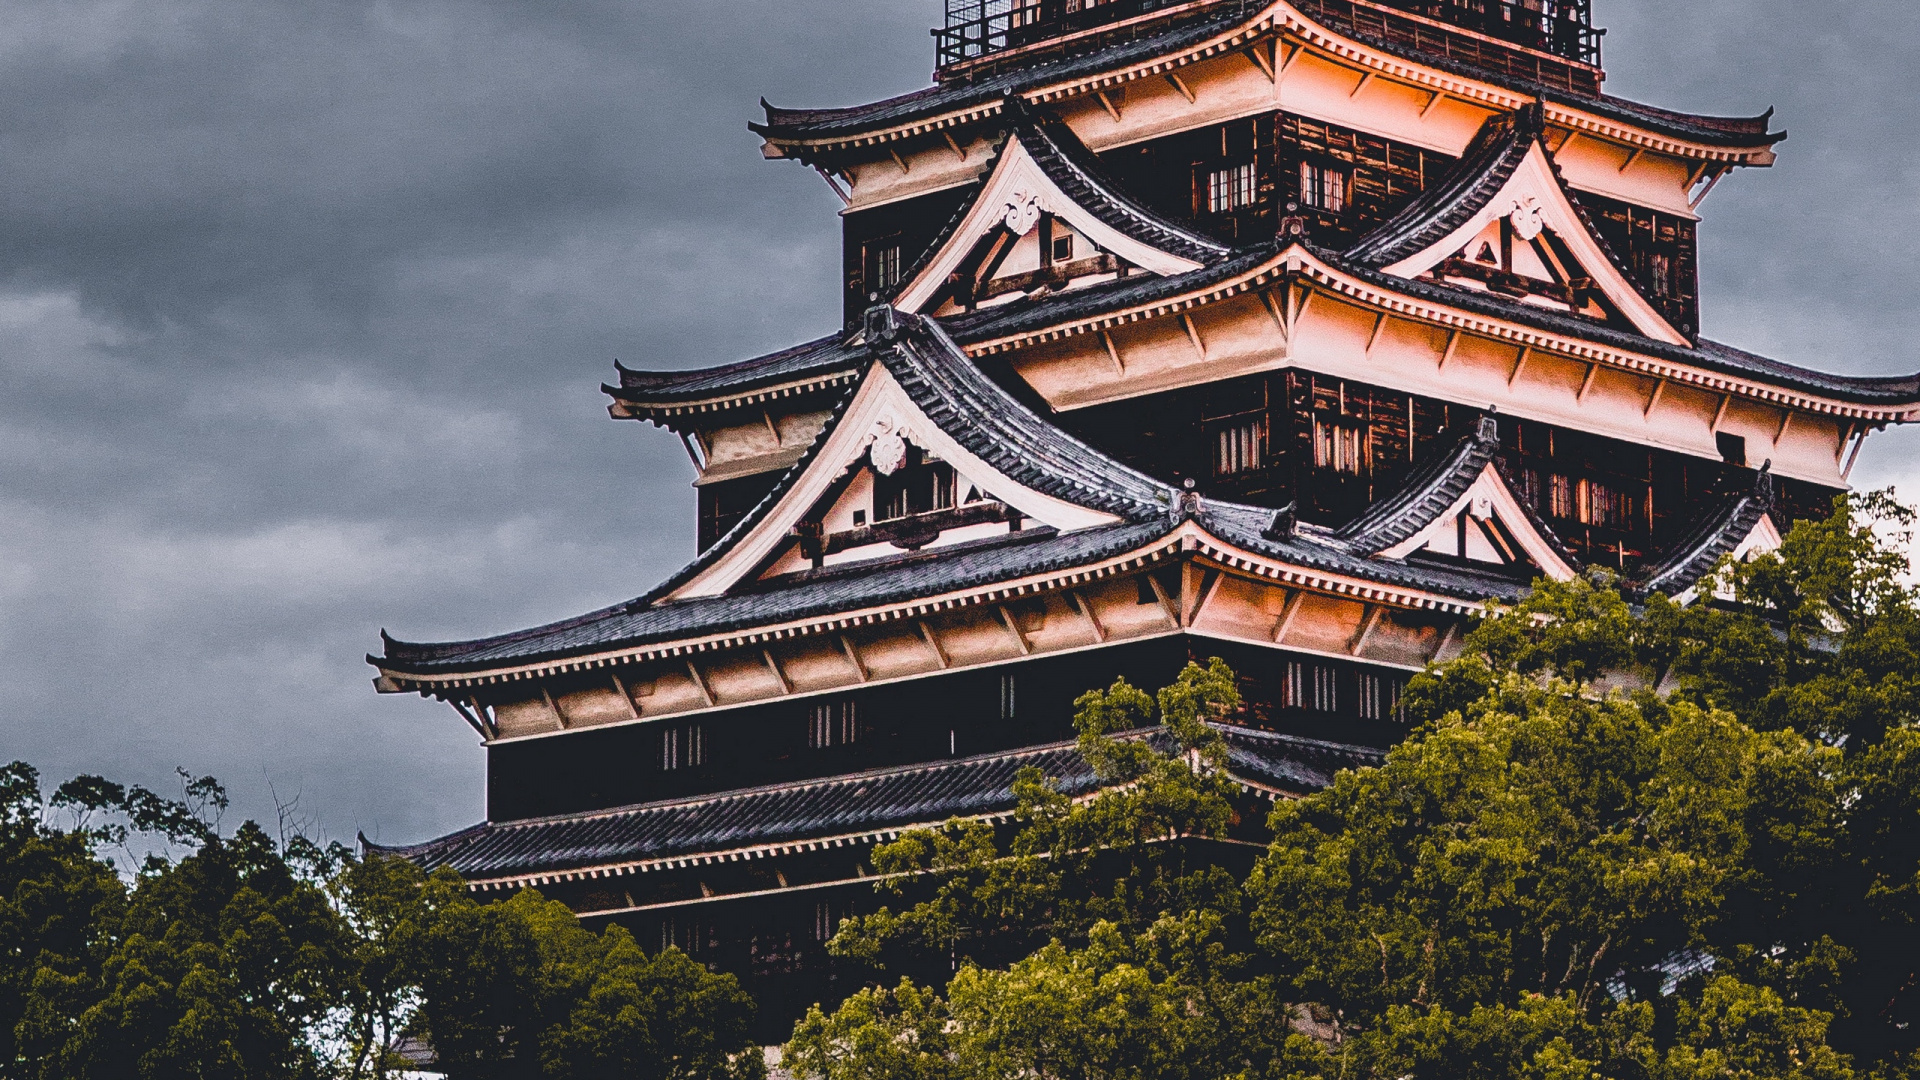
[367,0,1920,1035]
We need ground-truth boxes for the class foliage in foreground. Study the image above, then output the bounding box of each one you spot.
[786,493,1920,1080]
[0,768,761,1080]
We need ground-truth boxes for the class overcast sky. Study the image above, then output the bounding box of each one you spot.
[3,0,1916,847]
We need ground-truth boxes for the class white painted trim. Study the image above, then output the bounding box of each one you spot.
[668,361,1125,600]
[1375,462,1578,581]
[1382,141,1690,345]
[894,131,1209,313]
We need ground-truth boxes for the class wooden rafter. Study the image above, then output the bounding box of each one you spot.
[1437,329,1461,371]
[1272,590,1306,645]
[1067,589,1107,643]
[1180,314,1207,363]
[1165,71,1196,103]
[838,635,869,682]
[1100,329,1126,375]
[1096,90,1122,122]
[1188,569,1225,627]
[1644,377,1667,417]
[1577,363,1599,402]
[918,620,951,668]
[761,650,791,694]
[542,686,571,730]
[1774,409,1794,446]
[1245,41,1275,83]
[1508,346,1531,386]
[1350,605,1384,656]
[997,605,1033,655]
[450,699,491,739]
[610,673,642,720]
[1366,311,1389,357]
[888,148,910,176]
[1712,393,1732,431]
[1145,572,1180,629]
[1350,71,1375,98]
[684,661,715,709]
[1420,89,1447,118]
[943,131,967,162]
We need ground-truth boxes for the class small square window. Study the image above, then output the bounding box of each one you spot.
[1051,234,1073,262]
[1716,431,1746,467]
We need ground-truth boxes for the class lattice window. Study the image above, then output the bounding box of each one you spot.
[810,701,859,749]
[1283,661,1340,713]
[1207,162,1258,213]
[1300,160,1347,213]
[1214,418,1265,476]
[1357,674,1407,722]
[1313,415,1368,475]
[660,724,707,770]
[1000,673,1018,721]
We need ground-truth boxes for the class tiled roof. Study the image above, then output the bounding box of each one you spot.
[1019,116,1232,266]
[1344,109,1537,268]
[1336,417,1502,552]
[606,332,866,411]
[752,3,1781,152]
[377,317,1536,678]
[365,724,1386,882]
[1635,469,1775,598]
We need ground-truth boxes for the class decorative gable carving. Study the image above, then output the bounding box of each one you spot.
[668,359,1125,600]
[1377,462,1579,581]
[894,126,1225,314]
[1379,139,1692,346]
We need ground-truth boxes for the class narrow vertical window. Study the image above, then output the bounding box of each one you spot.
[687,724,706,768]
[1283,661,1304,708]
[841,700,859,746]
[1313,417,1367,475]
[1000,674,1018,720]
[815,900,835,941]
[869,243,903,292]
[809,703,833,749]
[661,726,679,771]
[1549,474,1576,520]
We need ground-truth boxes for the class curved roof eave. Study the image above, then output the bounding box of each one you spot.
[753,1,1782,158]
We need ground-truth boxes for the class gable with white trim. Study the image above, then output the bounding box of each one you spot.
[1377,462,1579,581]
[896,129,1212,315]
[1381,140,1692,347]
[669,360,1126,600]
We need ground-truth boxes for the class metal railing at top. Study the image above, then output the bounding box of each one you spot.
[935,0,1599,71]
[936,0,1200,69]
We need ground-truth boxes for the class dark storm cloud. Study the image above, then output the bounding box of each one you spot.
[1,0,1914,844]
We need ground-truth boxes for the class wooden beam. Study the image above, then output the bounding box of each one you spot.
[449,699,490,739]
[917,620,951,669]
[1437,329,1461,371]
[1096,90,1122,122]
[1690,166,1729,210]
[1245,41,1276,82]
[1712,393,1732,431]
[1350,71,1375,98]
[1835,422,1856,466]
[838,635,869,682]
[1294,288,1316,326]
[1187,569,1225,627]
[1843,429,1870,482]
[542,686,570,730]
[888,148,910,176]
[1774,409,1794,446]
[684,661,715,708]
[1577,363,1599,402]
[1507,346,1531,387]
[1644,377,1667,418]
[1165,71,1196,103]
[1432,621,1459,663]
[942,131,967,162]
[610,673,642,720]
[762,410,781,446]
[761,650,792,695]
[1420,89,1446,118]
[1350,605,1384,656]
[1272,590,1306,645]
[1618,146,1643,173]
[1279,42,1304,75]
[813,166,850,206]
[1145,572,1181,629]
[1366,311,1388,357]
[1260,289,1288,335]
[997,605,1033,655]
[1067,589,1107,643]
[1180,314,1207,362]
[1100,329,1125,375]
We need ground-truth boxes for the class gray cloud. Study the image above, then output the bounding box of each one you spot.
[1,0,1914,845]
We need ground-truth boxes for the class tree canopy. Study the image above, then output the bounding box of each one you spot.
[786,492,1920,1080]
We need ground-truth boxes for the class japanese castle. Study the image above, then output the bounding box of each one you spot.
[368,0,1920,1032]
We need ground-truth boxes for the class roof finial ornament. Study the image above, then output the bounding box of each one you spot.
[1755,459,1775,508]
[863,303,905,346]
[1476,413,1500,445]
[1262,502,1298,542]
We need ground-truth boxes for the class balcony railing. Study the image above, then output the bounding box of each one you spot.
[1372,0,1600,65]
[936,0,1209,70]
[936,0,1599,72]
